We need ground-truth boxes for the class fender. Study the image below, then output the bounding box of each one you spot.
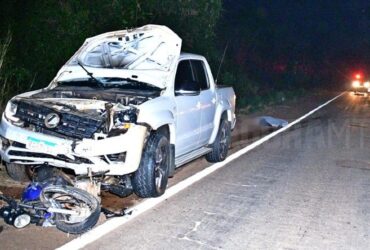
[208,100,232,145]
[137,97,176,144]
[143,110,176,144]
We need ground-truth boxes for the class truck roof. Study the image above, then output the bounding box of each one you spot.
[180,52,205,61]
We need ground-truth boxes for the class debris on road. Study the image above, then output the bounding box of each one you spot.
[101,207,132,219]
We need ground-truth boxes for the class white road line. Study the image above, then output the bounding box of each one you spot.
[57,91,346,250]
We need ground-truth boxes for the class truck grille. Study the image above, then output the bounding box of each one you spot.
[15,100,105,139]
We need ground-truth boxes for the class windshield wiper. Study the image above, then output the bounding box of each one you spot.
[77,61,104,87]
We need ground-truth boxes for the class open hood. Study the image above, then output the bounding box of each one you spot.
[56,25,182,89]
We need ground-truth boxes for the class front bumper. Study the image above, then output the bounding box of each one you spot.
[0,115,147,175]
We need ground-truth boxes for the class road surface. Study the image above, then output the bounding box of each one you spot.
[83,92,370,249]
[0,91,369,249]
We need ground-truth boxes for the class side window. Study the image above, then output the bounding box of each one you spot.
[191,60,209,90]
[175,60,200,91]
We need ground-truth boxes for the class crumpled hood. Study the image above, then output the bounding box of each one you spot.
[55,25,182,89]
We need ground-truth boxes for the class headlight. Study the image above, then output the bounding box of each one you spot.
[364,82,370,88]
[4,101,18,120]
[108,109,138,134]
[114,109,138,125]
[352,80,360,88]
[7,101,17,115]
[13,214,31,228]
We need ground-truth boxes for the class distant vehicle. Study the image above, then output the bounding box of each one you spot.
[351,73,370,94]
[0,25,236,199]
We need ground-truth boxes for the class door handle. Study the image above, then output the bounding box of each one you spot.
[196,102,201,109]
[212,98,216,104]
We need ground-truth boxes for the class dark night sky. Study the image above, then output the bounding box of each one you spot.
[223,0,370,77]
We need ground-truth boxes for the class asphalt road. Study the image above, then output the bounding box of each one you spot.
[83,92,370,250]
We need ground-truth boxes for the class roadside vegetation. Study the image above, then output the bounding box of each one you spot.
[0,1,325,112]
[0,31,13,109]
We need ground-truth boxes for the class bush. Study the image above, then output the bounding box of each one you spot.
[0,0,311,113]
[0,0,222,93]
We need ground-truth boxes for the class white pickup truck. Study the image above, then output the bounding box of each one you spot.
[0,25,236,198]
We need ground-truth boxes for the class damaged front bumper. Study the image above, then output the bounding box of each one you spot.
[0,116,147,175]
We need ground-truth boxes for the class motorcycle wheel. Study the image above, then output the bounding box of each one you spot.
[41,185,100,234]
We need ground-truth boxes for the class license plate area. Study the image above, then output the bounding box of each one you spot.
[26,136,57,154]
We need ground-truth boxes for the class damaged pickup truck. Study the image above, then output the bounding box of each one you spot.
[0,25,236,199]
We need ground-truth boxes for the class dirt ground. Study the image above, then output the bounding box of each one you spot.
[0,89,335,249]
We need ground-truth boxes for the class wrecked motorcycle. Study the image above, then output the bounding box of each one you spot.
[0,176,100,234]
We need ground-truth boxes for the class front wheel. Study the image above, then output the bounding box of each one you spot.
[132,132,170,198]
[41,185,100,234]
[5,163,30,182]
[206,119,231,163]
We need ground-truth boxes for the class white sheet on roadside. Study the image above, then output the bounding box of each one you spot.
[259,116,288,128]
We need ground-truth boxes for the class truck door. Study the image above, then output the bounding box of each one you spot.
[191,60,216,146]
[174,60,202,157]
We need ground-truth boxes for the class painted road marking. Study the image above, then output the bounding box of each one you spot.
[57,92,346,250]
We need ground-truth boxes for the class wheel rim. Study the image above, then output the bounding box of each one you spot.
[154,144,167,193]
[219,123,229,158]
[43,190,93,224]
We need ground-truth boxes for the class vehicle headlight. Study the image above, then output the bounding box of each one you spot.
[13,213,31,228]
[114,109,138,127]
[4,101,18,119]
[364,82,370,88]
[3,100,23,125]
[107,109,138,135]
[352,80,360,88]
[7,101,17,114]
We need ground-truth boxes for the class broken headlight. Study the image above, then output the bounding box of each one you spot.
[4,100,20,123]
[113,109,138,129]
[105,102,139,135]
[114,109,137,124]
[107,108,138,137]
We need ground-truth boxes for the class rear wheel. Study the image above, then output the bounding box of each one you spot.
[5,163,30,182]
[132,132,170,198]
[206,119,231,163]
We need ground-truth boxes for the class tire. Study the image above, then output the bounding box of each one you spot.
[34,165,58,182]
[206,119,231,163]
[5,163,30,182]
[42,185,100,234]
[132,132,170,198]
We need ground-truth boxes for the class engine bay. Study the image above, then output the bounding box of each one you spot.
[31,85,159,106]
[10,86,159,140]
